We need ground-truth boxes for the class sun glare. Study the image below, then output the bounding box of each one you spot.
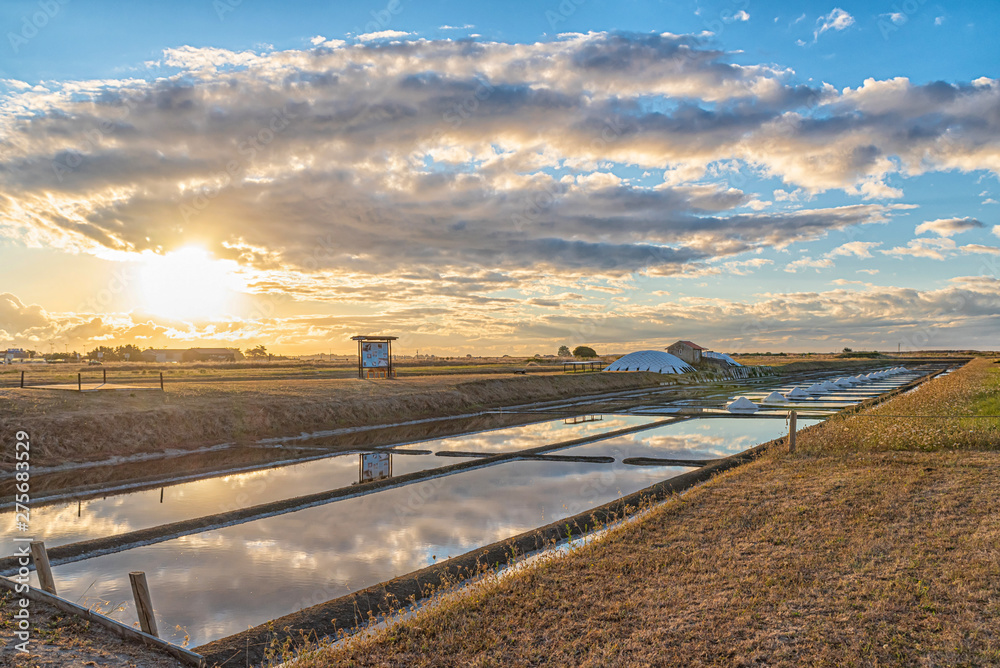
[138,246,243,320]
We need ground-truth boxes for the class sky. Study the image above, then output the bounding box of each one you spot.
[1,0,998,356]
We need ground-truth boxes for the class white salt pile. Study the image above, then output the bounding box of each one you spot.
[762,391,787,403]
[727,396,759,412]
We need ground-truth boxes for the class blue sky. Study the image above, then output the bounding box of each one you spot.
[1,0,998,354]
[3,0,994,86]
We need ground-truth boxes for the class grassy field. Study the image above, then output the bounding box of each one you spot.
[290,358,1000,667]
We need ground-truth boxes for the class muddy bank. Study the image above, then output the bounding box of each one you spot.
[0,372,665,471]
[0,412,541,501]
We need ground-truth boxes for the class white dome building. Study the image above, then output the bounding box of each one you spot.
[603,350,694,374]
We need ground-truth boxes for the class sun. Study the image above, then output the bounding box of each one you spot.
[137,246,243,320]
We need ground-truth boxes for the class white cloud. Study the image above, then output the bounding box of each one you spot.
[814,8,855,42]
[785,256,834,272]
[439,24,474,30]
[828,241,882,258]
[915,217,985,236]
[880,12,907,25]
[733,10,750,21]
[960,244,1000,255]
[883,237,957,260]
[0,33,997,321]
[357,30,413,42]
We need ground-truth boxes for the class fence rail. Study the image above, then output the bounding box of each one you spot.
[7,369,165,392]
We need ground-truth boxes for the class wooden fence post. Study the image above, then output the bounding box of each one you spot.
[103,368,107,384]
[129,571,158,637]
[788,410,797,453]
[20,370,24,388]
[159,372,164,391]
[29,541,57,595]
[77,373,81,392]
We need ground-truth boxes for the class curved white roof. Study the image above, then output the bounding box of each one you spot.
[604,350,694,374]
[702,351,743,367]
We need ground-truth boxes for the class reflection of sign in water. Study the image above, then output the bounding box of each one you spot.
[359,453,392,483]
[361,342,389,368]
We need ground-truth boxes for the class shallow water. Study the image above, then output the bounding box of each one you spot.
[30,414,818,647]
[390,413,659,453]
[38,457,690,646]
[0,452,475,557]
[556,416,822,460]
[0,415,658,557]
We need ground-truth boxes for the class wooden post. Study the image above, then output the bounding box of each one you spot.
[29,541,57,595]
[159,372,164,391]
[788,410,797,453]
[20,370,24,388]
[129,571,158,637]
[78,373,82,392]
[103,368,107,384]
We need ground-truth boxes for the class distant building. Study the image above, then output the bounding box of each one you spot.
[141,349,187,363]
[184,348,245,362]
[141,347,244,363]
[3,349,29,364]
[666,340,706,366]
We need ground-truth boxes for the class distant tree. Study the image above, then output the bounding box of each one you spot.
[843,347,853,353]
[246,344,269,359]
[116,344,144,361]
[88,345,119,361]
[572,345,597,358]
[557,345,571,357]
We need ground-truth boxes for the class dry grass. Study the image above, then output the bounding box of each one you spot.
[0,371,664,470]
[291,359,1000,667]
[800,358,1000,452]
[0,590,182,667]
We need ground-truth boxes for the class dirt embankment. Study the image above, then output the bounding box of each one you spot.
[0,590,182,668]
[0,372,665,470]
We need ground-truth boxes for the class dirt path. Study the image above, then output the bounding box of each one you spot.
[0,590,182,667]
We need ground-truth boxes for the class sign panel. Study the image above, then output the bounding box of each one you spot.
[360,453,392,483]
[361,341,389,368]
